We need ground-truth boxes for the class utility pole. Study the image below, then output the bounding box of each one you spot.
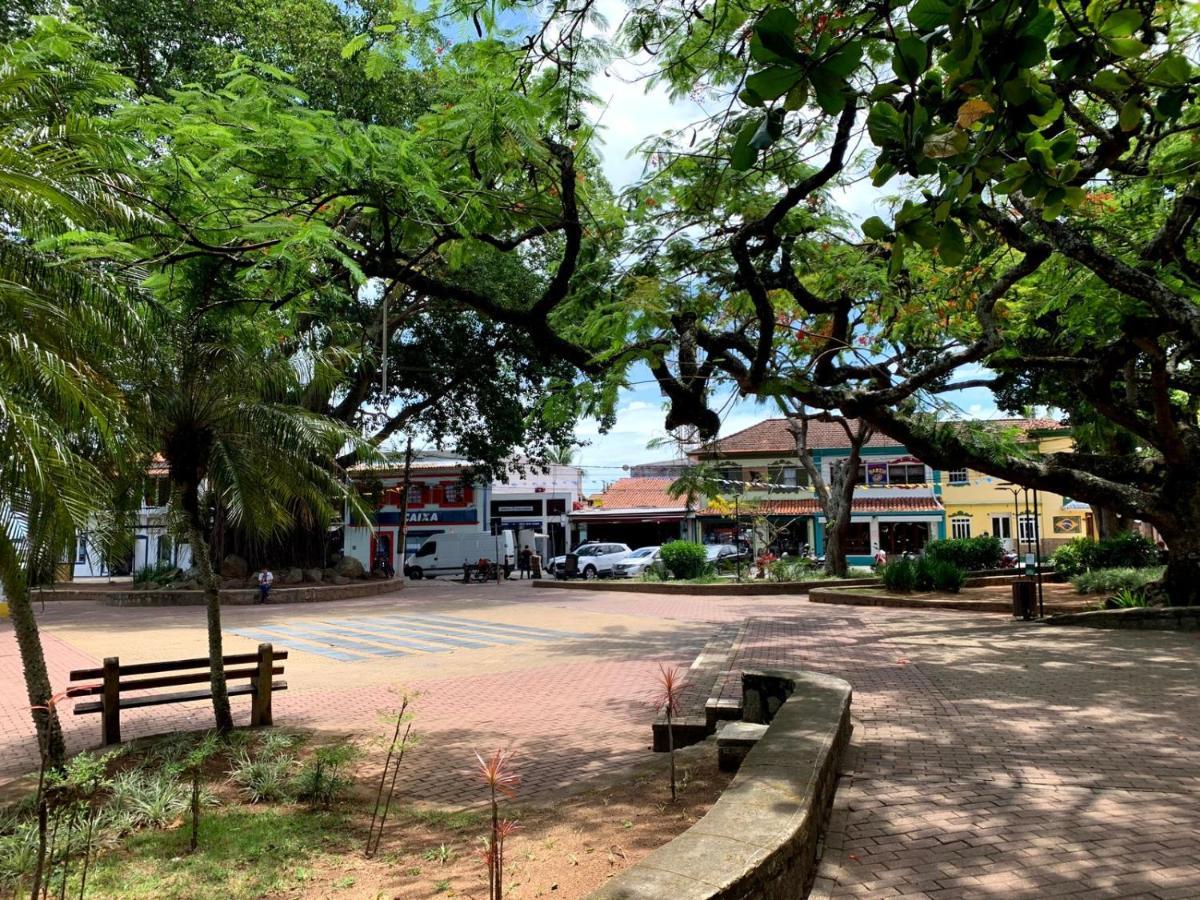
[395,438,413,580]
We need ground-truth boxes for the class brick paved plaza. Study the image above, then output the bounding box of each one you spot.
[2,581,1198,897]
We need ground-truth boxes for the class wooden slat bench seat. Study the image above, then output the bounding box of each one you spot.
[69,644,288,744]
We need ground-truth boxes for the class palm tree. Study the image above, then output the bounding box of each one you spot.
[134,323,370,731]
[0,19,139,765]
[667,462,722,542]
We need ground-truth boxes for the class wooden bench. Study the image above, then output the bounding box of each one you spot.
[69,643,288,745]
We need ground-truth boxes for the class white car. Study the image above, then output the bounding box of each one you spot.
[613,546,661,578]
[550,543,632,579]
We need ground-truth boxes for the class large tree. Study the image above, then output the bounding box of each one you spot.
[0,18,141,764]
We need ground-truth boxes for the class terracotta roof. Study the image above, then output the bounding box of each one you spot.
[587,478,686,511]
[692,418,894,457]
[692,416,1068,458]
[700,497,943,516]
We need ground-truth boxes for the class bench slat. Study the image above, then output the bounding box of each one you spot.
[69,650,288,680]
[74,680,288,715]
[68,666,285,697]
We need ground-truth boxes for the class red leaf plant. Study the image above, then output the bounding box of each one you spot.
[653,664,685,802]
[475,749,520,900]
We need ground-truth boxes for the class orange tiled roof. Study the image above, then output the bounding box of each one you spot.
[589,478,686,511]
[700,497,943,516]
[692,416,1067,458]
[692,419,895,457]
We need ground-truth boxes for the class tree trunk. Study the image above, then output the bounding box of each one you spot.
[0,530,65,766]
[184,517,233,732]
[1154,526,1200,607]
[823,511,850,577]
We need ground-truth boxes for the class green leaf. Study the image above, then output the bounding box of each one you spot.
[1118,98,1141,132]
[1148,54,1191,86]
[1099,10,1142,38]
[731,119,759,171]
[744,66,804,104]
[1091,69,1132,93]
[784,82,808,111]
[888,234,907,278]
[923,129,968,158]
[909,0,955,32]
[809,65,848,114]
[866,101,905,145]
[893,36,929,82]
[1023,7,1056,40]
[861,216,893,240]
[1105,37,1147,58]
[822,41,863,78]
[1012,35,1047,67]
[341,32,370,60]
[939,222,965,265]
[754,9,803,62]
[871,162,898,187]
[1028,99,1063,127]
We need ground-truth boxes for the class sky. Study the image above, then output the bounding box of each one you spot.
[564,7,1004,492]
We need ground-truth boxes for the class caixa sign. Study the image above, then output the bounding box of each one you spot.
[373,509,478,526]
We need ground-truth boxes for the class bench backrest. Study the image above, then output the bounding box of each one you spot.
[68,647,288,696]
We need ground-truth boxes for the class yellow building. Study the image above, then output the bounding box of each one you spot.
[939,419,1092,555]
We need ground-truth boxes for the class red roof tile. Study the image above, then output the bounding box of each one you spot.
[692,418,894,457]
[692,416,1067,458]
[588,478,686,511]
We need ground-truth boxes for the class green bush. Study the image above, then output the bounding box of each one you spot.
[880,558,917,592]
[292,744,358,809]
[1071,566,1164,595]
[931,559,966,593]
[1053,534,1158,577]
[658,541,709,580]
[924,536,1003,571]
[133,561,177,584]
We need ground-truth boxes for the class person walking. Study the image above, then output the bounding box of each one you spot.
[518,545,533,579]
[257,566,274,603]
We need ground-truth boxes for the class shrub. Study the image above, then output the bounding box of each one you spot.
[292,744,358,809]
[658,541,708,580]
[229,751,294,803]
[925,536,1003,571]
[108,769,191,828]
[1053,533,1158,576]
[931,560,966,593]
[1109,588,1147,609]
[133,561,177,584]
[880,558,917,592]
[1071,567,1164,595]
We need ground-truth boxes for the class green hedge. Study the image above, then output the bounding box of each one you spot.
[881,557,966,593]
[1071,567,1164,595]
[1052,533,1158,577]
[924,535,1003,571]
[658,540,709,580]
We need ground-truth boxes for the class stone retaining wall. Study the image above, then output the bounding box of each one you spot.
[1044,605,1200,630]
[589,670,852,900]
[36,579,403,607]
[532,578,879,595]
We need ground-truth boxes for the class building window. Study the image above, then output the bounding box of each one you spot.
[767,466,807,488]
[948,468,968,485]
[843,522,872,555]
[407,484,424,505]
[951,517,972,539]
[156,536,174,565]
[75,534,88,563]
[990,515,1012,540]
[1018,515,1039,543]
[889,463,927,485]
[443,483,464,504]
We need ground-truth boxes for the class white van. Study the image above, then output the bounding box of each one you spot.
[404,531,515,580]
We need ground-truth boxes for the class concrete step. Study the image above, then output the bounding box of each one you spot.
[652,621,745,752]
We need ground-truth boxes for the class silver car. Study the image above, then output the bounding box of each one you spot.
[613,546,661,578]
[550,543,633,579]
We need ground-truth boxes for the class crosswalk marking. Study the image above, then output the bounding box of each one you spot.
[230,613,580,662]
[408,613,586,640]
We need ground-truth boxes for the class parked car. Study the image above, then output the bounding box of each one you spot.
[705,544,751,569]
[550,543,632,579]
[613,546,661,578]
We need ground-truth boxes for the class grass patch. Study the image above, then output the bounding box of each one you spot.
[400,807,487,833]
[85,807,352,899]
[1071,566,1163,595]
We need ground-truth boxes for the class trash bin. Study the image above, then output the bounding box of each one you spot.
[531,554,542,579]
[1012,580,1036,619]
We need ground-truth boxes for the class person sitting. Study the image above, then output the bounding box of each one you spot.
[257,567,274,603]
